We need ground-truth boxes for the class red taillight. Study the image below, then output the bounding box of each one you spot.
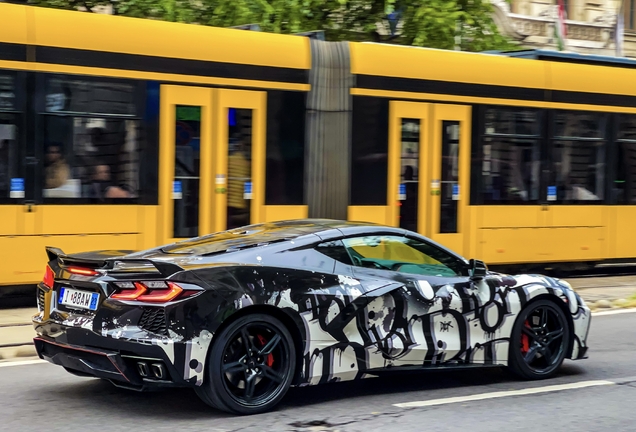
[111,282,148,300]
[43,265,54,289]
[111,281,191,303]
[66,266,99,276]
[137,282,183,302]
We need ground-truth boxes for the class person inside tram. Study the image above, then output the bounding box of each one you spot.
[227,134,250,228]
[86,163,132,199]
[44,143,70,189]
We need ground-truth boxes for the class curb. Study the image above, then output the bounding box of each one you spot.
[0,343,37,361]
[587,297,636,312]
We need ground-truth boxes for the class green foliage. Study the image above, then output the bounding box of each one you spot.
[27,0,516,52]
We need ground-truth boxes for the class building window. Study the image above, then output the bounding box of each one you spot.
[625,0,635,30]
[473,107,542,204]
[0,72,23,202]
[351,97,389,205]
[615,114,636,204]
[549,111,607,203]
[39,75,143,202]
[265,91,305,205]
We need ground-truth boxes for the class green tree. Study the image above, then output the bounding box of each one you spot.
[26,0,516,52]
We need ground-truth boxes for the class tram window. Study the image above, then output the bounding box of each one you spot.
[549,111,607,203]
[0,114,18,200]
[476,107,541,204]
[351,97,389,205]
[615,114,636,204]
[0,73,22,202]
[39,75,143,202]
[265,91,305,205]
[399,119,420,232]
[45,76,136,116]
[42,116,141,200]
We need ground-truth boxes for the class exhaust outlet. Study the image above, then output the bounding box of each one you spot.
[151,363,165,379]
[137,362,149,377]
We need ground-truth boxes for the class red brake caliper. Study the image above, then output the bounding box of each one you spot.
[521,320,530,354]
[256,334,274,367]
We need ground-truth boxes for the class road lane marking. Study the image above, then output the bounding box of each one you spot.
[593,308,636,317]
[0,359,45,368]
[393,380,615,408]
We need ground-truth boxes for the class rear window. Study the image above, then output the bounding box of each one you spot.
[161,223,320,255]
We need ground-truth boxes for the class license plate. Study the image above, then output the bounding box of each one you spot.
[58,287,99,311]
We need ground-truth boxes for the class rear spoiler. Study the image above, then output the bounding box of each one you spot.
[45,246,184,278]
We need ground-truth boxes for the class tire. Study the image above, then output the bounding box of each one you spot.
[195,313,296,415]
[508,299,570,380]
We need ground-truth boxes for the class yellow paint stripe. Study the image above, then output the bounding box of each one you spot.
[351,88,636,114]
[0,60,310,92]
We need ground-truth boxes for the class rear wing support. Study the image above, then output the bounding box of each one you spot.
[104,259,184,278]
[44,246,184,278]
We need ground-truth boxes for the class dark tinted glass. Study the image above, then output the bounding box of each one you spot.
[45,75,137,116]
[549,110,607,203]
[483,107,540,136]
[42,116,141,200]
[614,114,636,204]
[472,107,543,205]
[618,114,636,140]
[479,137,541,203]
[0,113,19,199]
[440,121,459,233]
[553,111,605,139]
[227,108,252,230]
[399,119,420,232]
[173,105,201,237]
[265,91,305,205]
[0,74,16,111]
[351,96,389,205]
[315,240,353,265]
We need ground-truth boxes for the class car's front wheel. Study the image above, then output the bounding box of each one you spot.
[195,313,296,415]
[508,299,570,380]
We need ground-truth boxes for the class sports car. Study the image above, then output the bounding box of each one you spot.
[32,219,591,414]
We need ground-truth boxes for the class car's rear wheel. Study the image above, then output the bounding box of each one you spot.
[508,299,570,380]
[195,313,296,415]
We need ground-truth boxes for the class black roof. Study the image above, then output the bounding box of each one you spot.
[161,219,376,255]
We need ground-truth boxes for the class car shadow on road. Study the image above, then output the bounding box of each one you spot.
[36,363,587,419]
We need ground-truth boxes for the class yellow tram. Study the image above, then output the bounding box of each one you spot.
[2,3,636,292]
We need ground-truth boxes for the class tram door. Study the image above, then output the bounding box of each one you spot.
[159,85,266,245]
[387,102,471,256]
[212,89,266,233]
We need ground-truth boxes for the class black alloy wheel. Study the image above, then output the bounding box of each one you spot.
[508,299,570,380]
[195,313,296,414]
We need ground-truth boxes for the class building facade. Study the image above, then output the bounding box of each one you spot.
[491,0,636,57]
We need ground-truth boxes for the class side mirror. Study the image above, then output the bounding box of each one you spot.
[469,259,488,280]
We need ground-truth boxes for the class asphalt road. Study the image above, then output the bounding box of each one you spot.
[1,310,635,432]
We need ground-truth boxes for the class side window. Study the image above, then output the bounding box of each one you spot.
[40,74,143,202]
[315,240,353,266]
[342,235,463,277]
[0,72,21,202]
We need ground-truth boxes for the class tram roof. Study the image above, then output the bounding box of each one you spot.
[487,49,636,69]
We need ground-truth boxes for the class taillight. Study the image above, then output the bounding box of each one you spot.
[43,265,54,289]
[111,281,195,303]
[66,266,100,276]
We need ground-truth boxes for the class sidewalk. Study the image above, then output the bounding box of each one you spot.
[0,307,38,360]
[1,282,635,361]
